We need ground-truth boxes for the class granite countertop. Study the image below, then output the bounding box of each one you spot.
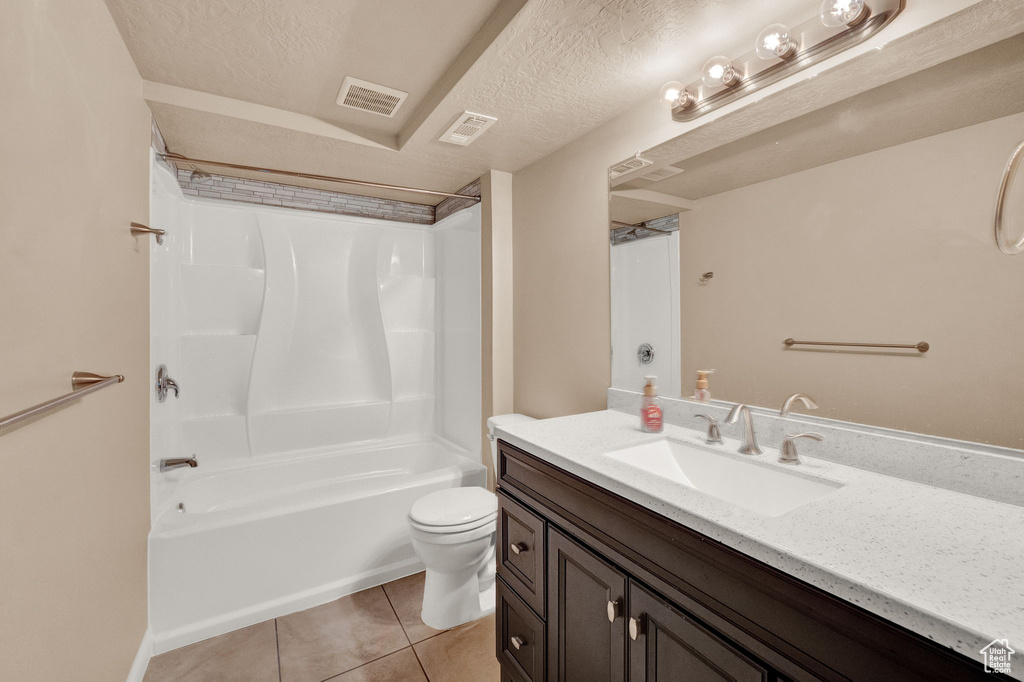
[495,409,1024,674]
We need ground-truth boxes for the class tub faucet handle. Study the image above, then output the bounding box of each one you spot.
[694,414,723,444]
[156,365,180,402]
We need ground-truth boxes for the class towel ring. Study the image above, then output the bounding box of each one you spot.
[994,140,1024,255]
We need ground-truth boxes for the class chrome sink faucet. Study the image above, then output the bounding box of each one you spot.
[725,404,762,455]
[780,393,818,417]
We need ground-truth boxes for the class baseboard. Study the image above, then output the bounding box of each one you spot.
[151,558,424,655]
[126,627,154,682]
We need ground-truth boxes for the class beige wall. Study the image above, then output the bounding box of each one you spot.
[481,170,514,486]
[679,111,1024,449]
[0,1,152,679]
[511,147,612,418]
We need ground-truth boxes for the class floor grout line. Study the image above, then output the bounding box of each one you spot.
[381,583,413,648]
[411,646,431,682]
[317,646,415,682]
[314,586,412,682]
[381,581,432,680]
[275,618,283,682]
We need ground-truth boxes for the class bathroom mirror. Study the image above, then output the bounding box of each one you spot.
[609,34,1024,450]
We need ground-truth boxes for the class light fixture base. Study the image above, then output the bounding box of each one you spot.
[671,0,904,123]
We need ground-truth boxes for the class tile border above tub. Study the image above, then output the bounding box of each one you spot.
[176,169,436,225]
[433,178,481,223]
[608,388,1024,507]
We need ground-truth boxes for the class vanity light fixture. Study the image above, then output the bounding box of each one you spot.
[756,24,798,60]
[658,81,695,109]
[659,0,903,122]
[701,56,740,88]
[819,0,868,28]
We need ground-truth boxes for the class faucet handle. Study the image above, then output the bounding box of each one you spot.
[695,414,724,444]
[779,432,825,465]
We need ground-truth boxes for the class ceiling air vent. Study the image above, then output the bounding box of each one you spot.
[336,76,408,118]
[639,165,685,182]
[608,153,653,179]
[439,111,497,146]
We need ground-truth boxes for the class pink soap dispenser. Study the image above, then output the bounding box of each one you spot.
[694,369,714,402]
[641,376,663,433]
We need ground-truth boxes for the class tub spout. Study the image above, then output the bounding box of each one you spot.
[160,457,198,472]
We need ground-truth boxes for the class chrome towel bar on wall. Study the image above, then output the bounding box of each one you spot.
[783,338,929,352]
[0,372,125,432]
[995,140,1024,255]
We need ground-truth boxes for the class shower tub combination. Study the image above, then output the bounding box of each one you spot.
[148,159,483,653]
[150,440,483,652]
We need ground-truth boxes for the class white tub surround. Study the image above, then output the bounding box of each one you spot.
[148,158,484,652]
[610,232,681,398]
[494,409,1024,676]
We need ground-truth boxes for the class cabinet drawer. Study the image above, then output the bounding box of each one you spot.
[497,576,546,682]
[497,490,546,617]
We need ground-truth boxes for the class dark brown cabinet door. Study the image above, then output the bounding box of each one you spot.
[547,526,628,682]
[628,582,769,682]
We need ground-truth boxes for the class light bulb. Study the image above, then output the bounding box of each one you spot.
[756,23,797,60]
[819,0,868,28]
[658,81,695,109]
[701,56,739,88]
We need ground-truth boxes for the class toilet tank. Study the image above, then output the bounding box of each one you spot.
[486,413,535,470]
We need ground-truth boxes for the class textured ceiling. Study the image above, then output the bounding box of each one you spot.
[620,33,1024,200]
[106,0,814,199]
[103,0,504,137]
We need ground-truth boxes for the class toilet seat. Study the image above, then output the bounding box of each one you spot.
[409,487,497,535]
[409,510,497,535]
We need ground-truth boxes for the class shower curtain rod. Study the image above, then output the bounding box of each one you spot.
[159,151,482,202]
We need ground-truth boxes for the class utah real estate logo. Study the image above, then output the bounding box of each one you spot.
[980,639,1014,675]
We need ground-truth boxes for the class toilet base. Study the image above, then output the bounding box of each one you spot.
[420,557,497,630]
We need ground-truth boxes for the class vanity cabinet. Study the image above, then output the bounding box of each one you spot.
[494,439,1003,682]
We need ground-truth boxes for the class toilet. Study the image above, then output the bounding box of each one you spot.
[408,413,535,630]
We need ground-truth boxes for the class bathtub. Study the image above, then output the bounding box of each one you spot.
[148,438,485,653]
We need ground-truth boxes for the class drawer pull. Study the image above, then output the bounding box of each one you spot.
[629,616,645,641]
[510,635,526,650]
[510,542,527,555]
[606,599,621,622]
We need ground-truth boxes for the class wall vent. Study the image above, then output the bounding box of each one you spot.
[608,153,653,179]
[336,76,408,117]
[439,111,497,146]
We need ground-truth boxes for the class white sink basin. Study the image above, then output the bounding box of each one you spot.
[605,438,842,517]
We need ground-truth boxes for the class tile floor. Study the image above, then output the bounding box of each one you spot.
[143,572,499,682]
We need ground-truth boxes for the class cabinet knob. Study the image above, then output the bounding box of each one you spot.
[629,616,645,641]
[510,635,525,650]
[510,542,527,555]
[606,599,622,622]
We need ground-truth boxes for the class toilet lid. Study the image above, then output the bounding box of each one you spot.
[409,487,497,528]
